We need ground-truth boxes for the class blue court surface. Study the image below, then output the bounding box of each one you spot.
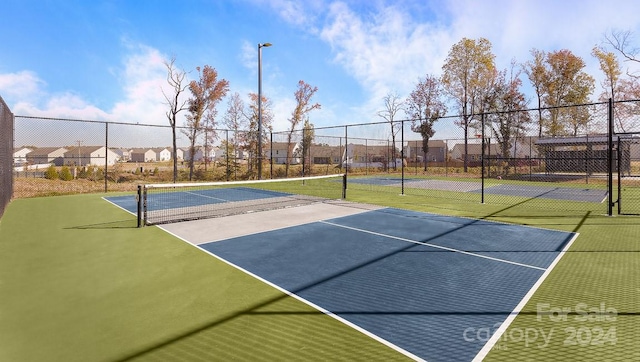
[197,208,577,361]
[106,187,291,214]
[348,177,607,202]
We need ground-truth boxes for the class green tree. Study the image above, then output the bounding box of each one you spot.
[45,165,58,180]
[442,37,496,171]
[59,166,73,181]
[406,75,447,171]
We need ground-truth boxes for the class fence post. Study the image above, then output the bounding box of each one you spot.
[105,122,108,192]
[481,113,485,204]
[401,120,405,195]
[608,98,614,216]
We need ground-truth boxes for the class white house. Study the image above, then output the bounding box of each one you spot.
[130,148,157,162]
[26,147,68,166]
[13,147,33,166]
[63,146,119,166]
[111,148,132,162]
[267,142,301,164]
[153,147,171,161]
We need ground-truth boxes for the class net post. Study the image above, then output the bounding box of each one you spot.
[137,184,143,228]
[342,173,347,199]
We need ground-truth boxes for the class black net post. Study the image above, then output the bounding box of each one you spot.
[137,184,143,228]
[608,98,614,216]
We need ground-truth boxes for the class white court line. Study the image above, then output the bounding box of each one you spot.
[472,232,580,361]
[319,220,547,271]
[184,190,228,202]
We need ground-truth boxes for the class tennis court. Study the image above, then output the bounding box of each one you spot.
[348,177,607,202]
[107,191,577,361]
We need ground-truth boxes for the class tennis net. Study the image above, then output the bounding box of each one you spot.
[138,174,347,226]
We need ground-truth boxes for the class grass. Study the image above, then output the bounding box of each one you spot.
[0,193,409,362]
[1,178,639,361]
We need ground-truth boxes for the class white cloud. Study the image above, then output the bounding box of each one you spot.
[110,44,174,125]
[319,2,452,118]
[0,70,46,104]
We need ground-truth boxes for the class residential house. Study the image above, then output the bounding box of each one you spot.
[13,147,33,166]
[111,148,132,162]
[130,148,157,163]
[63,146,119,166]
[404,140,447,163]
[450,143,500,163]
[266,142,301,164]
[308,144,343,165]
[183,146,216,162]
[344,143,401,168]
[26,147,67,166]
[153,147,171,162]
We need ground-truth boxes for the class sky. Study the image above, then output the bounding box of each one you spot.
[3,0,640,145]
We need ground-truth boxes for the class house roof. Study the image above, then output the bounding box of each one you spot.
[27,147,67,156]
[451,143,500,155]
[405,140,447,148]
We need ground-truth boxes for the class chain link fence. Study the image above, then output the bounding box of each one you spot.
[9,100,640,216]
[0,96,13,218]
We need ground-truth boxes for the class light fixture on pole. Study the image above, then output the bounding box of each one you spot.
[257,42,272,180]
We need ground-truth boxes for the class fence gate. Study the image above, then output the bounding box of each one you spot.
[617,133,640,215]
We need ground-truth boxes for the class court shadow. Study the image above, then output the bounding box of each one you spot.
[66,219,137,229]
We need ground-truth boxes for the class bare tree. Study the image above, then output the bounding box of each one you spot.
[285,80,320,177]
[244,93,274,177]
[604,30,640,75]
[223,92,246,179]
[377,92,404,170]
[162,57,188,183]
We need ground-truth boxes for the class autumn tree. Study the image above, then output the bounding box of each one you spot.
[244,92,273,177]
[442,37,496,171]
[523,49,547,137]
[162,57,189,182]
[184,65,229,180]
[377,92,404,170]
[405,75,447,171]
[285,80,320,177]
[485,63,531,175]
[541,49,595,136]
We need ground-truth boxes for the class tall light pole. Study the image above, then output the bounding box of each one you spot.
[257,42,272,180]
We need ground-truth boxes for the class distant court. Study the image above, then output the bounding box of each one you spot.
[347,177,607,203]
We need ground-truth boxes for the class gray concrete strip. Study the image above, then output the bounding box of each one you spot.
[159,201,383,245]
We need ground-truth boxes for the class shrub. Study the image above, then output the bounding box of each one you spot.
[45,165,58,180]
[59,166,74,181]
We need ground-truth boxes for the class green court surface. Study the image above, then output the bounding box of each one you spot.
[1,190,639,361]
